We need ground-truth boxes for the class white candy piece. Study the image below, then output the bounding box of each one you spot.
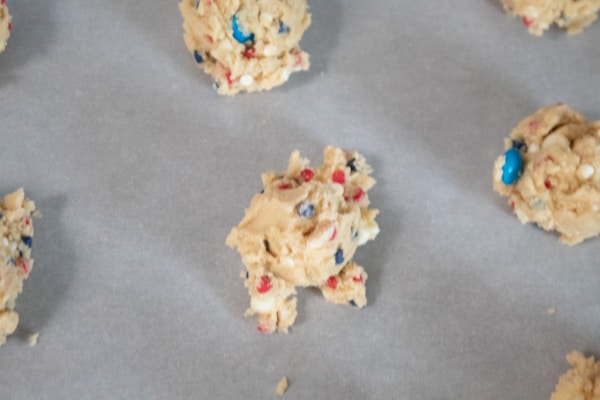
[263,44,277,56]
[240,74,254,86]
[577,164,595,180]
[528,143,539,153]
[251,295,275,313]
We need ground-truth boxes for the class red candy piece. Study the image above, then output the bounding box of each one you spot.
[329,227,337,241]
[243,47,256,59]
[1,0,5,5]
[300,168,314,182]
[332,170,345,184]
[293,49,302,66]
[257,325,269,333]
[544,179,553,189]
[207,35,214,43]
[522,17,534,27]
[8,22,11,32]
[352,188,364,202]
[326,276,337,289]
[352,275,363,283]
[257,276,272,294]
[225,72,233,85]
[16,258,29,275]
[528,121,538,134]
[278,183,291,190]
[24,217,31,226]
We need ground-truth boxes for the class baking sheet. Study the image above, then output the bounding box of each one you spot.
[1,1,599,399]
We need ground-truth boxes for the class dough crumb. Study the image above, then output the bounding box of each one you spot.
[28,332,39,346]
[551,351,600,400]
[276,376,288,396]
[493,104,600,245]
[546,307,556,315]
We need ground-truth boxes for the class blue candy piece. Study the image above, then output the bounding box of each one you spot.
[511,139,525,150]
[334,248,344,264]
[22,236,32,248]
[193,50,203,63]
[297,202,315,219]
[349,300,357,307]
[278,21,290,34]
[232,14,255,44]
[346,158,357,173]
[501,148,524,185]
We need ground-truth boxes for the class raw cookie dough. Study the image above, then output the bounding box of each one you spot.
[0,0,11,54]
[179,0,311,95]
[551,351,600,400]
[493,104,600,245]
[501,0,600,35]
[275,376,288,396]
[0,189,36,346]
[226,147,379,333]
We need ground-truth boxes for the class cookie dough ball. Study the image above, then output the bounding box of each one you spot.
[501,0,600,35]
[0,189,36,346]
[551,351,600,400]
[0,0,11,54]
[227,147,379,333]
[493,104,600,245]
[179,0,311,95]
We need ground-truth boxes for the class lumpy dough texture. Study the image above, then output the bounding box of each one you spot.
[551,351,600,400]
[493,104,600,245]
[0,1,11,54]
[179,0,311,95]
[501,0,600,35]
[0,189,36,346]
[226,147,379,333]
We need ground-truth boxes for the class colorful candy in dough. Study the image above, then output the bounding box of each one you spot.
[501,0,600,36]
[493,104,600,245]
[179,0,311,95]
[226,147,379,333]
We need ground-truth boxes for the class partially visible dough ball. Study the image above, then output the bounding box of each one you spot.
[500,0,600,36]
[179,0,311,95]
[0,189,36,346]
[493,104,600,245]
[551,351,600,400]
[0,1,11,54]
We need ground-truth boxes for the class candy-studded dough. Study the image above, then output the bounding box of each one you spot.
[0,189,36,346]
[0,1,11,54]
[227,147,379,333]
[179,0,311,95]
[501,0,600,35]
[493,104,600,245]
[551,351,600,400]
